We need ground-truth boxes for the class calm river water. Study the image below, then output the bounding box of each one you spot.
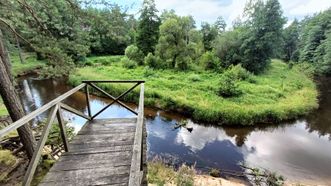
[17,76,331,185]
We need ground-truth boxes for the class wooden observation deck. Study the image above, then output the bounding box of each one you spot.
[0,80,146,186]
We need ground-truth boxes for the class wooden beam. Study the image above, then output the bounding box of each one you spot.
[60,103,91,121]
[82,80,145,83]
[88,83,138,116]
[23,105,58,186]
[85,84,92,118]
[129,83,144,186]
[0,83,86,138]
[57,107,69,152]
[91,83,140,119]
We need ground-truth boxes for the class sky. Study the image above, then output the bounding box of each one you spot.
[112,0,331,28]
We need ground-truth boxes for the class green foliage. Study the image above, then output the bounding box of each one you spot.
[199,51,220,70]
[0,98,8,117]
[70,58,317,125]
[282,19,300,62]
[240,0,286,73]
[187,74,201,82]
[136,0,161,55]
[10,53,45,77]
[201,22,218,51]
[125,45,144,65]
[147,160,195,186]
[144,53,158,68]
[155,16,194,70]
[209,168,221,177]
[297,9,331,74]
[86,6,133,55]
[218,67,242,97]
[121,57,137,69]
[0,150,16,166]
[214,29,243,68]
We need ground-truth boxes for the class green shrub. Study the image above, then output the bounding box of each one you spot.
[228,64,252,81]
[176,55,191,70]
[125,45,144,65]
[199,51,220,70]
[188,74,201,82]
[121,57,137,69]
[144,53,158,68]
[143,66,155,77]
[218,68,242,97]
[209,168,221,177]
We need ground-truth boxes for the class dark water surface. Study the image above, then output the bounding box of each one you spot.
[17,76,331,185]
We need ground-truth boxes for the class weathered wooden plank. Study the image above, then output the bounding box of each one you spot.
[23,105,59,186]
[66,145,133,155]
[85,84,92,118]
[50,157,132,171]
[73,133,135,142]
[90,118,137,124]
[129,83,144,186]
[41,167,130,185]
[82,80,145,83]
[77,128,136,135]
[68,140,134,150]
[56,107,69,152]
[60,103,91,120]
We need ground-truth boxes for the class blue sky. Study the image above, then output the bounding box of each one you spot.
[113,0,331,28]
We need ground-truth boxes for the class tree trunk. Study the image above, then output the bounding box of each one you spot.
[0,29,13,81]
[0,32,36,159]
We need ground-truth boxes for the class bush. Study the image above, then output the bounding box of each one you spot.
[125,45,145,65]
[199,51,220,70]
[188,74,201,82]
[176,55,191,70]
[145,53,158,68]
[228,64,252,81]
[209,168,220,177]
[121,57,137,69]
[218,68,242,97]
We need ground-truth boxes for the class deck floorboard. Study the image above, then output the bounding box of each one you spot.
[40,118,138,186]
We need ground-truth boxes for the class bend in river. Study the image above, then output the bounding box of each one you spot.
[17,75,331,185]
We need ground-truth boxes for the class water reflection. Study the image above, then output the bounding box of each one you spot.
[16,76,331,185]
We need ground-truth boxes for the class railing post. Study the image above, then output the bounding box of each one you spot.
[56,106,69,152]
[22,105,59,186]
[85,83,92,119]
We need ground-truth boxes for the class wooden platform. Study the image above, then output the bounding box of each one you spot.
[40,118,142,186]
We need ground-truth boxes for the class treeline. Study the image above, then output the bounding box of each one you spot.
[0,0,330,75]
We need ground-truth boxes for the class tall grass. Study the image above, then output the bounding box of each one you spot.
[69,57,318,125]
[10,53,45,76]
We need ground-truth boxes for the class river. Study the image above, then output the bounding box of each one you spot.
[17,75,331,185]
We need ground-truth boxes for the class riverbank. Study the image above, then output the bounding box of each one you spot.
[69,56,318,125]
[148,161,246,186]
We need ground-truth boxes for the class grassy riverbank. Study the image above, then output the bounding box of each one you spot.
[69,56,318,125]
[10,53,45,77]
[0,99,8,117]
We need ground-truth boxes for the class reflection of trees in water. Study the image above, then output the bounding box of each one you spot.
[305,77,331,140]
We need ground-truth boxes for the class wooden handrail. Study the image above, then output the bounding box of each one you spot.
[129,83,144,186]
[0,83,86,138]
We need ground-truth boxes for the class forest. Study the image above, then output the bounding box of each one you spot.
[0,0,331,185]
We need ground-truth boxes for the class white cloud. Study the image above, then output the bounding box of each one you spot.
[151,0,331,28]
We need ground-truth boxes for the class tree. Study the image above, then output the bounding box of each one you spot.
[155,17,192,70]
[214,16,226,33]
[201,22,218,51]
[136,0,161,55]
[214,29,244,68]
[87,6,132,55]
[0,30,36,159]
[240,0,286,73]
[282,19,300,62]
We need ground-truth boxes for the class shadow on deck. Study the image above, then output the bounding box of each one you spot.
[0,80,146,186]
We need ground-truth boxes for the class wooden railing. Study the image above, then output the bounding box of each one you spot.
[0,80,145,186]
